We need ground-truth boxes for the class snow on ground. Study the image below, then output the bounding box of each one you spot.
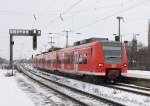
[15,70,78,106]
[0,69,35,106]
[24,64,150,106]
[0,68,78,106]
[43,73,150,106]
[126,70,150,79]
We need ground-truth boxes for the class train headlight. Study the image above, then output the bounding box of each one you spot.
[123,64,127,67]
[98,63,104,67]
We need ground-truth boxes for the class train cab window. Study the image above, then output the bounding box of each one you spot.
[83,53,87,64]
[79,54,83,64]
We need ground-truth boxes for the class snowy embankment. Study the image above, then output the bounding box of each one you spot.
[0,69,35,106]
[0,68,79,106]
[126,70,150,79]
[24,64,150,106]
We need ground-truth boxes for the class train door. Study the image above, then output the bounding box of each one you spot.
[61,53,64,71]
[74,52,78,73]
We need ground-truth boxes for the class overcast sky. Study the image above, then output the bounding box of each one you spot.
[0,0,150,60]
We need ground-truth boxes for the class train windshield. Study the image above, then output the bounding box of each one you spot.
[102,42,122,64]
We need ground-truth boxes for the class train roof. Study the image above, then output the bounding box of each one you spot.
[73,37,108,46]
[34,37,122,57]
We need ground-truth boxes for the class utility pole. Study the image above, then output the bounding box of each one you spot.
[48,36,55,50]
[10,34,14,73]
[147,20,150,70]
[132,33,139,67]
[116,16,124,64]
[48,32,81,48]
[116,16,124,42]
[63,30,71,48]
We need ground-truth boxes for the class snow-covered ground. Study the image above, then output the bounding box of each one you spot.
[1,64,150,106]
[24,64,150,106]
[126,70,150,79]
[0,69,35,106]
[0,68,78,106]
[15,70,78,106]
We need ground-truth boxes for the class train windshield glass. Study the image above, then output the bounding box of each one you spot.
[102,42,122,64]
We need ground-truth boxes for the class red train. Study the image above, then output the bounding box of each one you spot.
[32,38,127,80]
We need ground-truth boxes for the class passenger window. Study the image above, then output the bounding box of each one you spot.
[83,53,87,64]
[90,48,93,56]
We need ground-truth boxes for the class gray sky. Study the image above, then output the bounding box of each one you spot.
[0,0,150,60]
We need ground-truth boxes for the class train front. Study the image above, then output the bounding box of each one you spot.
[100,41,127,80]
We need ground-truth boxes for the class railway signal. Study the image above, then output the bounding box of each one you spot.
[29,29,41,50]
[9,29,41,71]
[33,36,37,50]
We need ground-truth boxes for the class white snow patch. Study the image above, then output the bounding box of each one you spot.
[24,64,150,106]
[126,70,150,79]
[0,69,35,106]
[50,96,62,103]
[15,69,78,106]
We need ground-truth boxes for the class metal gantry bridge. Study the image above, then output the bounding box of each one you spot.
[9,29,41,70]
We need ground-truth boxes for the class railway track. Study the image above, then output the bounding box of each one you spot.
[115,83,150,91]
[19,64,150,106]
[17,64,125,106]
[30,66,150,97]
[106,83,150,97]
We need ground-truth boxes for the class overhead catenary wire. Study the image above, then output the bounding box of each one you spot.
[45,0,142,33]
[0,0,136,33]
[67,0,132,14]
[0,1,148,35]
[0,9,43,29]
[46,0,83,28]
[73,0,150,32]
[62,0,83,15]
[46,0,129,29]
